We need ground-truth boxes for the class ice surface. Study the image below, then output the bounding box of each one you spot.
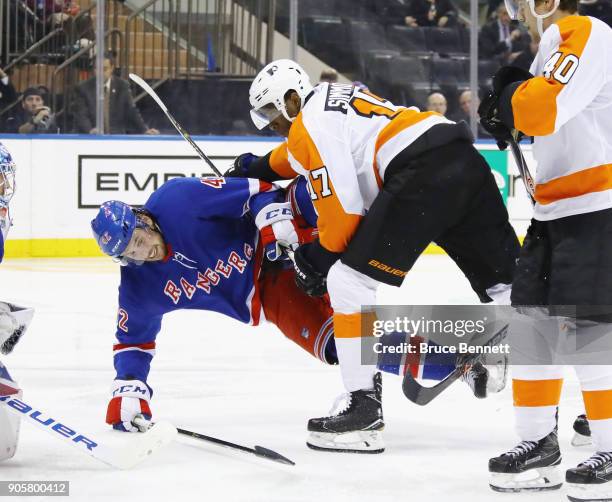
[0,255,587,502]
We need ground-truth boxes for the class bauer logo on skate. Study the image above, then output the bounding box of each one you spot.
[0,395,98,451]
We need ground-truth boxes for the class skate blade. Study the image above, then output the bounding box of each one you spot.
[489,466,563,492]
[306,430,384,454]
[567,482,612,502]
[571,432,592,447]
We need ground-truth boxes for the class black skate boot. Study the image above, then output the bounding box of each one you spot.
[566,452,612,502]
[489,430,563,492]
[306,372,384,454]
[572,414,592,447]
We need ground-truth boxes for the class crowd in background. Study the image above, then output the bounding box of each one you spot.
[0,0,610,135]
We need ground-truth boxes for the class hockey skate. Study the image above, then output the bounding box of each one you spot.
[566,452,612,502]
[489,431,563,492]
[306,372,384,454]
[572,414,593,447]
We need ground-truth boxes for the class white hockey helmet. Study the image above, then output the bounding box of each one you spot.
[505,0,560,35]
[249,59,314,130]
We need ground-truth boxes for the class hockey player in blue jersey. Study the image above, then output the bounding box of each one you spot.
[0,142,34,462]
[91,175,337,432]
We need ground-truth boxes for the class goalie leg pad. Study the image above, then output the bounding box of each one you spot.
[0,303,34,355]
[0,362,22,462]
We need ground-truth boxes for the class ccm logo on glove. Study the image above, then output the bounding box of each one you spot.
[264,206,292,221]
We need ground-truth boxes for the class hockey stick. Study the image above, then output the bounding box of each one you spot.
[402,323,509,406]
[128,73,222,176]
[134,417,295,466]
[508,130,536,205]
[0,394,176,469]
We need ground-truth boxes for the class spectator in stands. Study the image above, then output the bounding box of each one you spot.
[4,86,58,134]
[409,0,459,28]
[511,39,539,72]
[319,69,339,83]
[451,90,475,122]
[27,1,94,53]
[362,0,419,27]
[426,92,448,116]
[450,90,491,138]
[479,4,529,63]
[0,68,18,133]
[72,52,159,135]
[0,68,17,112]
[579,0,611,26]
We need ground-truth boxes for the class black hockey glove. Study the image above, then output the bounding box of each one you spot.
[478,66,534,150]
[478,92,513,150]
[224,153,259,177]
[293,240,341,297]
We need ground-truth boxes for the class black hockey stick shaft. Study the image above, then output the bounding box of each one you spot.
[128,74,222,176]
[402,324,509,405]
[175,427,295,466]
[508,131,535,205]
[133,417,294,466]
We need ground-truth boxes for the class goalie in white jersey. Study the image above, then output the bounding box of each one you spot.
[478,0,612,499]
[0,143,34,462]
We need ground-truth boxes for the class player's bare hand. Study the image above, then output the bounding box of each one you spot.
[145,128,160,135]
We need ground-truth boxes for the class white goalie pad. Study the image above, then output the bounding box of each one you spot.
[0,362,22,462]
[0,302,34,354]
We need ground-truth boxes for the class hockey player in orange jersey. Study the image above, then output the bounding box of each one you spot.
[479,0,612,498]
[231,59,521,454]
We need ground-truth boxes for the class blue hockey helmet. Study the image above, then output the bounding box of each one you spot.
[0,142,16,208]
[91,201,137,259]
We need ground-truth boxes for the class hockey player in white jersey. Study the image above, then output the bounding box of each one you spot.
[478,0,612,499]
[0,143,34,462]
[234,60,521,453]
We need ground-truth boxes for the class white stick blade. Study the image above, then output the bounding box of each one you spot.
[128,73,167,112]
[112,421,177,470]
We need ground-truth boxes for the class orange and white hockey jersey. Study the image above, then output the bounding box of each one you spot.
[509,15,612,221]
[268,83,458,253]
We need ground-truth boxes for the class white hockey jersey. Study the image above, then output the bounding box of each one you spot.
[510,15,612,221]
[268,83,454,253]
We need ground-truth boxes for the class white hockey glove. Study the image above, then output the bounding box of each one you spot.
[106,379,152,432]
[254,201,299,261]
[0,303,34,355]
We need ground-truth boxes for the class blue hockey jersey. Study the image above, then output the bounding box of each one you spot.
[113,176,286,383]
